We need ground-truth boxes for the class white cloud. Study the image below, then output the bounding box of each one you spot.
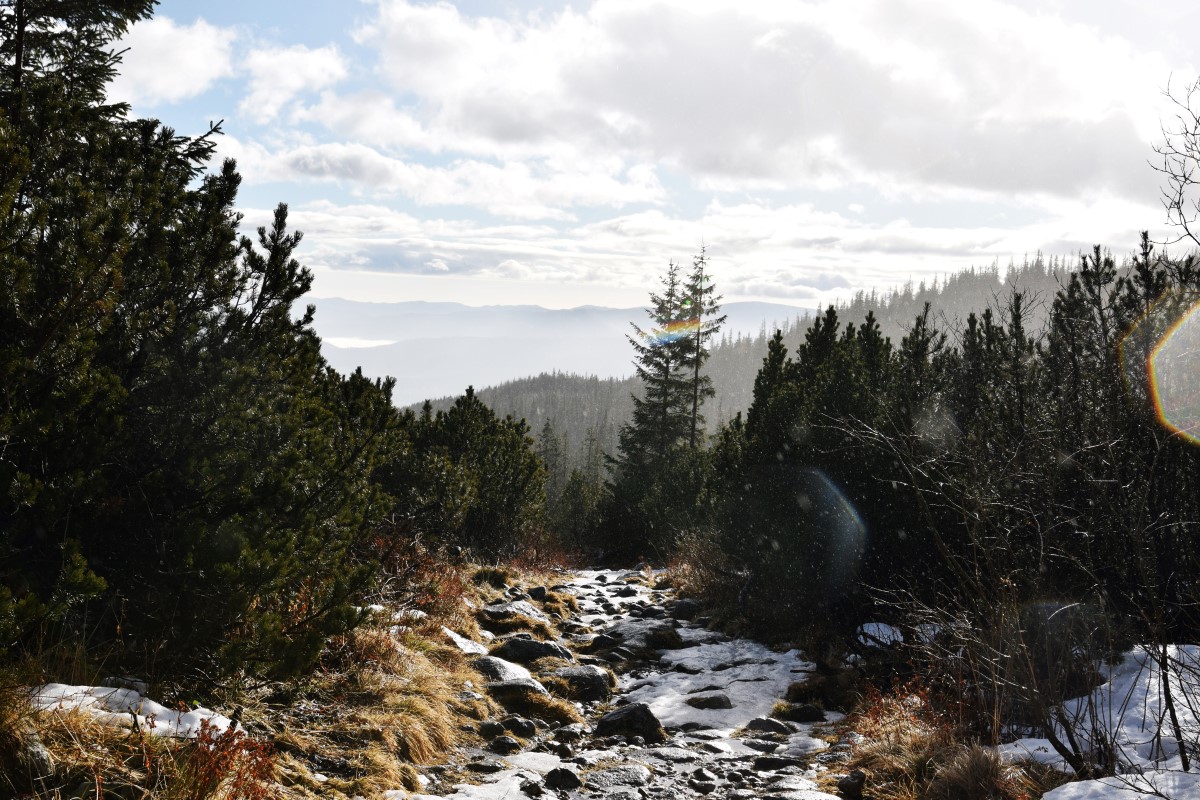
[109,17,236,107]
[340,0,1177,204]
[241,44,348,124]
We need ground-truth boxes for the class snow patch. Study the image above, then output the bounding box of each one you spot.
[29,683,231,738]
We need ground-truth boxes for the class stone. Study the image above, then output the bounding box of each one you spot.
[787,703,826,723]
[502,716,537,737]
[473,655,535,683]
[492,637,573,664]
[479,720,505,738]
[528,586,548,601]
[593,702,668,744]
[519,778,544,796]
[17,727,54,780]
[836,769,866,799]
[688,779,717,794]
[670,598,703,620]
[486,679,550,700]
[490,735,522,754]
[692,767,718,781]
[443,626,489,655]
[543,767,583,790]
[616,586,639,597]
[466,760,506,773]
[742,738,780,753]
[552,665,612,701]
[586,764,652,788]
[752,755,804,771]
[482,600,549,623]
[647,746,698,762]
[686,693,733,710]
[555,723,587,742]
[746,717,792,735]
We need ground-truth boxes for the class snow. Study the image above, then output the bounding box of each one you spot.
[856,622,903,647]
[625,639,815,732]
[1000,644,1200,800]
[29,683,231,738]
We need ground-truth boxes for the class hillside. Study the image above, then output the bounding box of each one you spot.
[416,255,1077,469]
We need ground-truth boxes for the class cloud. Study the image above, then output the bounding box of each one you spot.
[341,0,1175,204]
[109,17,236,107]
[226,139,663,219]
[241,44,348,124]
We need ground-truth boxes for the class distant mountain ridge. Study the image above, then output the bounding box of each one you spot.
[311,299,812,405]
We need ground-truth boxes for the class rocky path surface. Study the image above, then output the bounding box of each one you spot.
[407,569,854,800]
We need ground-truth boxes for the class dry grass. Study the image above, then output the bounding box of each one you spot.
[490,687,584,726]
[540,590,578,619]
[479,613,556,639]
[831,682,1068,800]
[472,566,517,588]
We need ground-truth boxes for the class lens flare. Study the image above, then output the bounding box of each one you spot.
[1148,299,1200,445]
[653,317,700,345]
[797,468,868,596]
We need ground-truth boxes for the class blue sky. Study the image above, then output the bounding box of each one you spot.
[109,0,1200,309]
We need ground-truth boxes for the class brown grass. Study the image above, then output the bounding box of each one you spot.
[479,613,556,639]
[830,682,1067,800]
[492,689,584,726]
[472,566,517,588]
[540,590,579,619]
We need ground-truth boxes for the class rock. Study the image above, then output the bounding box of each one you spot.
[482,600,549,622]
[519,777,544,796]
[492,637,573,664]
[443,627,489,655]
[486,679,550,700]
[783,702,826,722]
[670,598,703,620]
[746,717,792,735]
[16,726,54,780]
[466,760,506,773]
[528,586,548,601]
[836,769,866,799]
[752,755,804,771]
[688,779,718,794]
[544,767,583,790]
[742,738,780,753]
[593,702,668,744]
[692,767,718,781]
[552,665,612,701]
[490,735,522,754]
[550,741,574,758]
[473,655,535,683]
[686,693,733,710]
[555,723,587,742]
[588,633,621,650]
[647,746,698,762]
[616,586,639,597]
[586,764,652,788]
[502,716,537,737]
[479,720,506,738]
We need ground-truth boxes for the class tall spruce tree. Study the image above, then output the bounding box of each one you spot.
[683,248,727,448]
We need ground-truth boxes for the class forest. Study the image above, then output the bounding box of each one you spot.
[2,3,1200,799]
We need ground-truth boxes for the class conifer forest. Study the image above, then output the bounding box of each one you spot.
[2,3,1200,799]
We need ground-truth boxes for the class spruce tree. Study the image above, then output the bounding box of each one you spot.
[682,248,727,448]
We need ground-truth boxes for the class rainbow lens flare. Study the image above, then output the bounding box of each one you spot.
[1148,299,1200,445]
[654,317,700,344]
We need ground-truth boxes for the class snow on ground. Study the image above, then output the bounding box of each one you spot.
[29,683,231,738]
[625,639,815,732]
[1001,644,1200,799]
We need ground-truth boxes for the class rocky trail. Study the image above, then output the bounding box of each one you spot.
[410,569,859,800]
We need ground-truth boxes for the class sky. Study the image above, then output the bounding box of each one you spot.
[107,0,1200,310]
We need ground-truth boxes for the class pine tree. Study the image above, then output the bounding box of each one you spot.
[682,248,727,448]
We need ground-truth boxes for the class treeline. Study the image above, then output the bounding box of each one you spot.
[584,234,1200,658]
[430,254,1077,481]
[0,3,547,681]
